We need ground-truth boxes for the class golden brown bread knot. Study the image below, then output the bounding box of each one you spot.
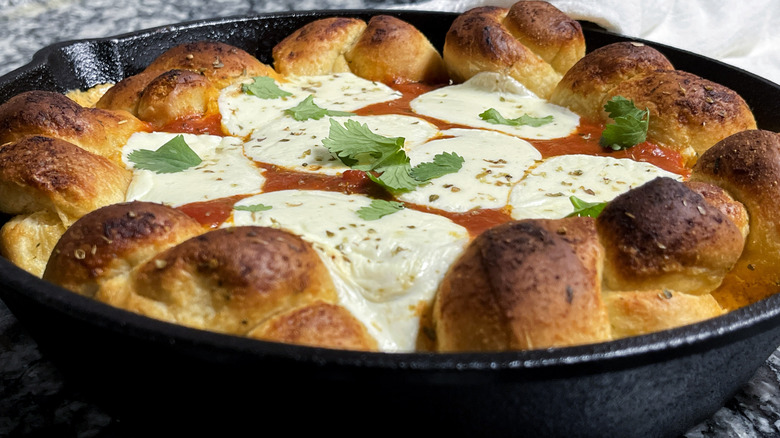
[97,42,274,128]
[144,41,278,89]
[42,201,376,350]
[42,201,204,297]
[135,69,220,129]
[0,90,148,164]
[0,135,132,277]
[596,177,746,295]
[433,217,610,352]
[248,301,378,351]
[549,42,674,122]
[550,42,756,163]
[272,15,447,84]
[603,290,724,339]
[690,130,780,309]
[443,1,585,98]
[0,136,131,222]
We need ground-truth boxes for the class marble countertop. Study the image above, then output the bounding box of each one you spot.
[1,1,779,437]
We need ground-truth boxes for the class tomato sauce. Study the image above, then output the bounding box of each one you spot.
[258,165,390,199]
[407,204,514,238]
[177,194,250,228]
[162,113,224,136]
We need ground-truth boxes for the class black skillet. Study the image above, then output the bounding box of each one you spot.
[1,10,779,438]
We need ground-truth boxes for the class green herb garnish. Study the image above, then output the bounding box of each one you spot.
[233,204,273,212]
[284,95,354,121]
[127,134,202,174]
[242,76,292,99]
[565,196,608,218]
[479,108,554,127]
[599,96,650,150]
[410,152,465,182]
[357,199,405,220]
[321,119,462,192]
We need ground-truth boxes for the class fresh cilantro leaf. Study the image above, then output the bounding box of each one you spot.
[372,157,419,192]
[565,196,607,218]
[410,152,465,181]
[242,76,292,99]
[127,134,202,174]
[322,120,465,193]
[479,108,554,127]
[284,95,355,121]
[599,96,649,150]
[357,199,405,220]
[233,204,273,212]
[322,119,418,191]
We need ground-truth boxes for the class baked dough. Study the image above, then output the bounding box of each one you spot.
[443,1,585,98]
[433,217,611,351]
[273,15,446,84]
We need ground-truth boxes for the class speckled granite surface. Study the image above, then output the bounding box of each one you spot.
[0,1,779,437]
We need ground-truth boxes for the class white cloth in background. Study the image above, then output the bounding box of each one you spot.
[392,0,780,85]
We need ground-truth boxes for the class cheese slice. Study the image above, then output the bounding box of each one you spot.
[410,72,580,140]
[399,128,542,212]
[219,73,402,138]
[122,132,264,207]
[509,154,683,220]
[231,190,470,352]
[243,114,440,175]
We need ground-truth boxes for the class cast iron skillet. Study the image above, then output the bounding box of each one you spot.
[1,10,780,438]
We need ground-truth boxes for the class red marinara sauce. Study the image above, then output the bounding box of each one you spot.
[177,195,250,229]
[162,113,224,136]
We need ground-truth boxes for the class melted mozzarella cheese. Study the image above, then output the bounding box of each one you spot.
[398,128,542,212]
[219,73,402,138]
[243,114,440,175]
[122,132,264,206]
[508,154,683,220]
[410,72,580,140]
[231,190,470,352]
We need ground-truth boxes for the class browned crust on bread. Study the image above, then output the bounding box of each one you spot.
[597,177,745,295]
[42,201,203,297]
[443,4,583,98]
[608,70,756,161]
[124,226,338,335]
[0,136,131,221]
[604,290,724,339]
[549,42,674,122]
[248,301,378,351]
[345,15,447,84]
[273,17,367,77]
[0,90,148,163]
[504,1,584,73]
[145,41,277,88]
[136,69,220,128]
[690,130,780,308]
[434,217,610,352]
[95,69,163,114]
[684,180,749,239]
